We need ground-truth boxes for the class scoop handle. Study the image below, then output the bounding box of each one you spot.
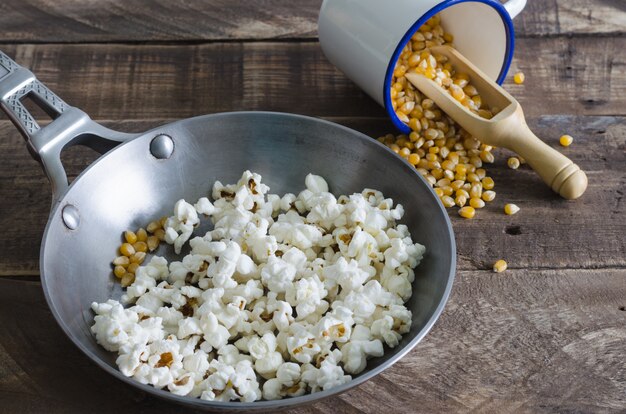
[507,121,588,200]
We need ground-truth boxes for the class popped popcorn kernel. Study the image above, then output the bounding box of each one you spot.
[93,170,424,402]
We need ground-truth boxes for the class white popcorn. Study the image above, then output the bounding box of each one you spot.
[248,333,284,378]
[92,171,424,402]
[305,173,329,194]
[285,274,328,320]
[323,257,370,292]
[341,325,384,374]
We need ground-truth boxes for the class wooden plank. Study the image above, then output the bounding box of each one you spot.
[0,0,623,43]
[516,0,626,37]
[0,268,623,413]
[0,0,321,43]
[0,115,624,276]
[0,37,625,122]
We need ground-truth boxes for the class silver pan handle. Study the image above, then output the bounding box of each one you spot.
[0,50,139,205]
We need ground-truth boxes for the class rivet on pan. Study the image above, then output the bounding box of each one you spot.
[150,134,175,159]
[62,204,80,230]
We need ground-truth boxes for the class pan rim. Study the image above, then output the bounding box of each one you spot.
[39,111,456,410]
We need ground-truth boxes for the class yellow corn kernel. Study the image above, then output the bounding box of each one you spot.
[493,259,508,273]
[119,243,135,257]
[434,188,444,197]
[475,168,486,179]
[113,265,126,278]
[431,168,444,180]
[154,228,166,241]
[469,156,482,168]
[441,195,455,208]
[147,220,161,233]
[559,134,573,147]
[458,206,475,219]
[399,147,411,158]
[507,157,520,169]
[130,252,146,264]
[455,195,467,208]
[390,144,401,154]
[482,190,496,202]
[456,189,470,199]
[442,186,454,196]
[479,150,495,163]
[443,169,455,180]
[127,263,139,274]
[121,273,135,287]
[450,84,465,102]
[470,183,483,199]
[513,72,525,84]
[132,241,147,253]
[451,180,465,191]
[504,203,520,215]
[408,118,420,131]
[136,228,148,242]
[470,197,485,209]
[408,153,420,165]
[147,236,160,252]
[441,160,455,171]
[482,177,495,190]
[467,172,480,183]
[124,230,137,244]
[113,256,130,267]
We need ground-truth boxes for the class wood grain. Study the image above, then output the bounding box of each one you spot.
[0,0,623,43]
[0,268,623,413]
[0,115,624,276]
[0,36,625,123]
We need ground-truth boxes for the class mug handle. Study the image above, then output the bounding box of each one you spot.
[0,51,139,206]
[502,0,527,19]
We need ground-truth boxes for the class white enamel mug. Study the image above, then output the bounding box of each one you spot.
[318,0,527,133]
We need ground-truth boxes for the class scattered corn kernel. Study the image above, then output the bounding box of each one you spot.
[513,72,525,84]
[121,273,135,287]
[493,259,508,273]
[458,206,475,219]
[507,157,520,169]
[147,220,160,233]
[130,252,146,264]
[147,236,159,252]
[482,190,496,202]
[136,228,148,242]
[469,197,485,209]
[482,177,495,190]
[112,256,130,267]
[133,241,148,253]
[127,263,139,274]
[113,265,126,278]
[119,243,135,257]
[124,230,137,244]
[154,228,166,241]
[504,203,520,215]
[559,134,573,147]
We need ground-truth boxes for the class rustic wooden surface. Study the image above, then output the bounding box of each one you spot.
[0,1,624,413]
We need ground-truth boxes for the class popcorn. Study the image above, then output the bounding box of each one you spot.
[92,171,424,402]
[248,333,284,378]
[285,274,328,320]
[341,325,384,374]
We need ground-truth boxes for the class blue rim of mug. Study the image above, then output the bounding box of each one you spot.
[383,0,515,134]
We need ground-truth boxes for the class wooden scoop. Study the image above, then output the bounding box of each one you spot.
[405,45,587,200]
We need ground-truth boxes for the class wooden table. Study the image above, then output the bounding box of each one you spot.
[0,1,624,412]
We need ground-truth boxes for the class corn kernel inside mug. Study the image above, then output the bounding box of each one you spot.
[379,13,503,218]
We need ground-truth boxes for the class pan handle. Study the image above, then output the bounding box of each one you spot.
[0,51,139,205]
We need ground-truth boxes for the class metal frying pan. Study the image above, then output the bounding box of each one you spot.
[0,51,456,411]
